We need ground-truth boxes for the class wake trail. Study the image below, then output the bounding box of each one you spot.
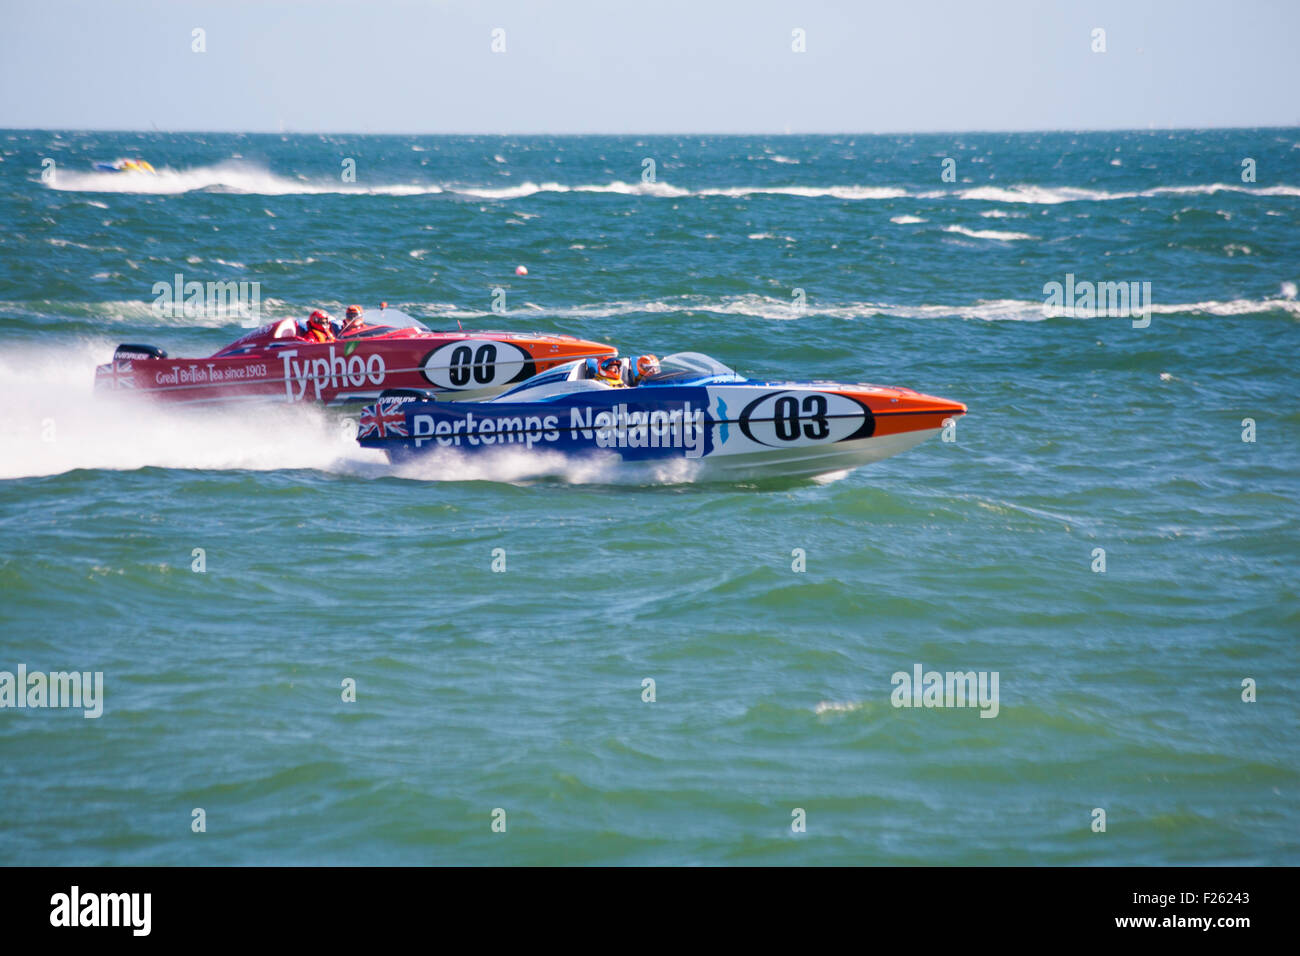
[0,343,710,485]
[0,341,378,479]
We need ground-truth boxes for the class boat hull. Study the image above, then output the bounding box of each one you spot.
[361,380,965,479]
[93,328,616,406]
[686,427,942,479]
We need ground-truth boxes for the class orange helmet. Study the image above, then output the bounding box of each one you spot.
[636,354,660,380]
[345,304,363,321]
[307,309,334,330]
[597,357,623,381]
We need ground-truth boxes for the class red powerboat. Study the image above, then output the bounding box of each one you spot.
[93,306,616,406]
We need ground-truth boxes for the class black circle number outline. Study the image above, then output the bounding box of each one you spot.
[420,342,537,389]
[738,390,873,447]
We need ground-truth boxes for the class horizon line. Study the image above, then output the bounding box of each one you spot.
[5,123,1299,137]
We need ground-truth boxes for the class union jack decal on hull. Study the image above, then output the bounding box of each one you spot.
[358,400,409,438]
[94,360,135,389]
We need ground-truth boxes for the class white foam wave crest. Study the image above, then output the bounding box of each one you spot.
[415,293,1300,324]
[701,184,910,200]
[45,165,1300,203]
[1144,297,1300,317]
[814,699,866,715]
[442,181,908,201]
[10,292,1298,342]
[0,341,382,479]
[47,162,446,196]
[952,185,1122,204]
[953,183,1300,204]
[0,298,296,329]
[453,180,691,199]
[943,225,1035,241]
[883,296,1300,321]
[452,180,1298,204]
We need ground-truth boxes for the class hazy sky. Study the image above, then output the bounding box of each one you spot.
[2,0,1297,133]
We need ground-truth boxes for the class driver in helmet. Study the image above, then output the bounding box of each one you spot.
[594,355,627,387]
[303,309,337,343]
[339,304,365,336]
[631,354,660,385]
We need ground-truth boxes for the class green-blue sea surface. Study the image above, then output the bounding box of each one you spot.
[1,130,1297,864]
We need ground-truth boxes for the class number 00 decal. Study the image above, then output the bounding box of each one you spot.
[737,390,873,447]
[421,340,534,389]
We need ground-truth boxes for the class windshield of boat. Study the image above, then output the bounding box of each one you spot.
[493,351,743,399]
[354,308,430,332]
[643,352,743,383]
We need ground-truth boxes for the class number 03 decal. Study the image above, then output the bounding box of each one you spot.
[421,340,534,390]
[773,394,830,440]
[737,390,873,447]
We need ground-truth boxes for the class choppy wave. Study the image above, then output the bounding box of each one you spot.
[46,161,447,196]
[7,292,1296,334]
[943,225,1035,241]
[453,180,691,199]
[418,181,911,201]
[951,183,1300,204]
[0,298,295,328]
[813,699,867,715]
[45,163,1300,203]
[413,293,1300,324]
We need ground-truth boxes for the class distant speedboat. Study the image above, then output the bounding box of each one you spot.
[93,159,156,173]
[356,352,967,479]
